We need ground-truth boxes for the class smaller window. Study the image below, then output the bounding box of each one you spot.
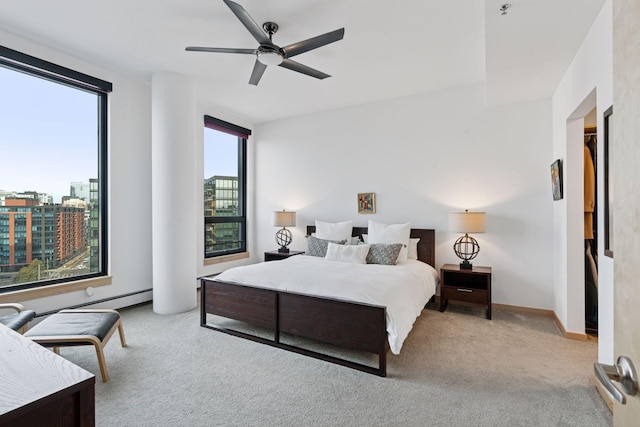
[203,116,250,258]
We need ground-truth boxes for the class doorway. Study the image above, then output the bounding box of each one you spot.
[564,90,597,338]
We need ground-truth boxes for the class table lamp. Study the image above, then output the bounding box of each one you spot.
[449,210,485,270]
[273,210,296,253]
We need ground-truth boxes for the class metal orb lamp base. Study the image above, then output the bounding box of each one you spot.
[459,260,474,270]
[453,233,480,270]
[276,228,292,253]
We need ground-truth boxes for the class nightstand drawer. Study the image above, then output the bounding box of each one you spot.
[443,286,488,304]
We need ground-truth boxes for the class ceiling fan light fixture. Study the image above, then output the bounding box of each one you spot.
[257,50,283,66]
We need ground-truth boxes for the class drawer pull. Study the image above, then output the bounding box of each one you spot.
[457,288,473,293]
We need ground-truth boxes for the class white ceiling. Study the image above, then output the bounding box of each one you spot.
[0,0,605,124]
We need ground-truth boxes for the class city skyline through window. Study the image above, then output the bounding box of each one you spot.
[0,49,109,291]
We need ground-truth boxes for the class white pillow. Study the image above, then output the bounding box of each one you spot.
[325,242,369,264]
[350,236,362,245]
[315,220,353,242]
[367,221,411,263]
[408,238,420,260]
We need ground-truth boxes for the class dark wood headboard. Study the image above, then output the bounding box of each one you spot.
[306,226,436,268]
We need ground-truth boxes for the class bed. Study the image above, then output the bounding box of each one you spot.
[200,226,436,376]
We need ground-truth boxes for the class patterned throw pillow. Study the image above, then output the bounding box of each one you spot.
[325,242,370,264]
[366,243,404,265]
[306,235,346,257]
[367,221,411,263]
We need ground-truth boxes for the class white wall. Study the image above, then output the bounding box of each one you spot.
[254,83,555,310]
[551,0,613,362]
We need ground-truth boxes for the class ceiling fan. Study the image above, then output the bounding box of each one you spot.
[186,0,345,85]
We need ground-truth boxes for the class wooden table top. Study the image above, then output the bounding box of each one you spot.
[0,323,95,417]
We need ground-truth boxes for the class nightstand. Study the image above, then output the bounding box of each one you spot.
[264,250,305,262]
[439,263,492,319]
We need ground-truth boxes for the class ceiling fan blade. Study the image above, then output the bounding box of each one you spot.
[279,59,330,79]
[185,47,256,54]
[282,28,345,58]
[223,0,271,46]
[249,59,267,85]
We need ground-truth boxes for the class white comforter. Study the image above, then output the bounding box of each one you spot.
[213,255,439,354]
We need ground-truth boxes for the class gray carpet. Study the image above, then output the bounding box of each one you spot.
[58,301,611,426]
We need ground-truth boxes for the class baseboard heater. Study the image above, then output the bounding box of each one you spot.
[37,288,152,317]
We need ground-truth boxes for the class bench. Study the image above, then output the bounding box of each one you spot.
[24,309,127,382]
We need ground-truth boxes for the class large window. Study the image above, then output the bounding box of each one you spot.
[0,46,111,292]
[203,115,250,258]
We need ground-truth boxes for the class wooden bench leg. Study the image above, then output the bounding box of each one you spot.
[94,344,109,383]
[117,321,127,348]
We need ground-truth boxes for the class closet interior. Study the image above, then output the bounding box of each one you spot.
[584,116,598,335]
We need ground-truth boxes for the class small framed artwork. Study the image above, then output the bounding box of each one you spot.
[357,192,376,214]
[550,159,563,201]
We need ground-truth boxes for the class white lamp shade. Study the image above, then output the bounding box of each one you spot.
[449,211,485,233]
[273,211,296,227]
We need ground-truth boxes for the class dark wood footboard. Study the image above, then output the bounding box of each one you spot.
[200,226,435,377]
[201,278,388,376]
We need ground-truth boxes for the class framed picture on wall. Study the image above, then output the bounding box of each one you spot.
[551,159,563,201]
[357,192,376,214]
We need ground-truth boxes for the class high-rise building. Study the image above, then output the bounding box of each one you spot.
[0,198,85,273]
[70,182,90,200]
[88,178,99,272]
[204,175,240,254]
[0,190,17,206]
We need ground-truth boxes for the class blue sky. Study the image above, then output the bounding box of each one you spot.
[0,65,97,203]
[203,127,239,179]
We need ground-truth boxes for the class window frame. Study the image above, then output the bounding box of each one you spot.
[203,115,250,259]
[0,46,111,293]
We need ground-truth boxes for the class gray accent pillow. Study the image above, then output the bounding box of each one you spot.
[366,243,404,265]
[306,235,346,257]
